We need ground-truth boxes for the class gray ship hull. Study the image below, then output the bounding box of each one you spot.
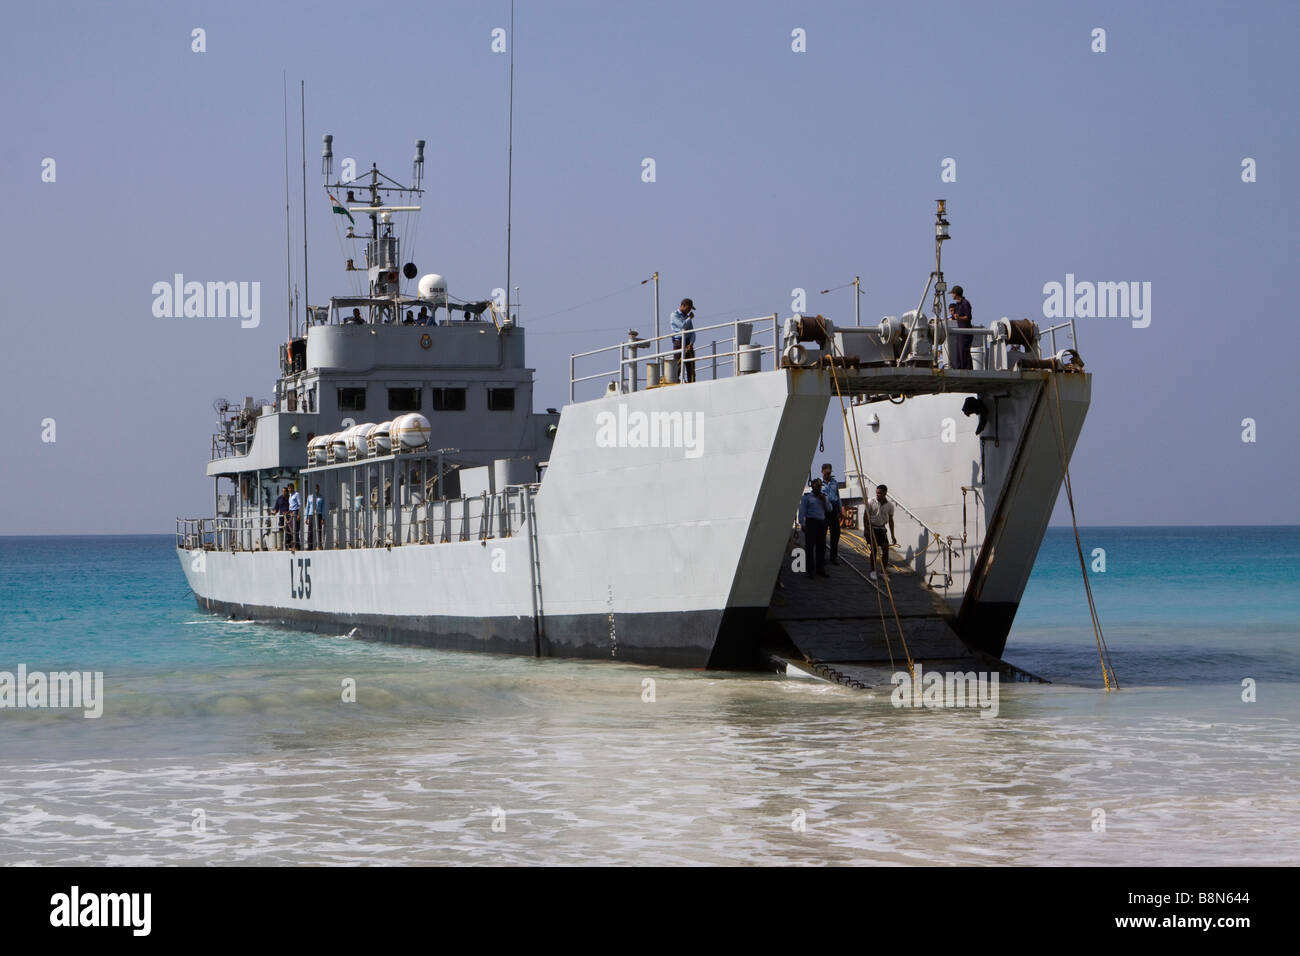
[181,369,828,668]
[180,365,1090,671]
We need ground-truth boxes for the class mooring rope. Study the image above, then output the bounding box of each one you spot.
[1045,373,1119,690]
[824,346,916,682]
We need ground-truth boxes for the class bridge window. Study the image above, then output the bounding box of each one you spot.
[388,388,422,411]
[338,387,366,411]
[487,388,515,411]
[432,387,466,411]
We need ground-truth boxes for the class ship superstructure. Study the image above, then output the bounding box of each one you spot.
[202,137,557,555]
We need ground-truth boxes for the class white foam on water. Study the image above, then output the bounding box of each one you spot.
[2,663,1297,865]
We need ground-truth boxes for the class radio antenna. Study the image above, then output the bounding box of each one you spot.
[301,80,310,332]
[283,72,293,339]
[505,0,515,321]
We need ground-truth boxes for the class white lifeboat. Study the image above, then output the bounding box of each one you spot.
[308,434,330,465]
[371,421,394,455]
[347,423,377,459]
[391,413,431,450]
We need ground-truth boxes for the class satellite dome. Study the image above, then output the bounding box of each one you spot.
[418,274,447,299]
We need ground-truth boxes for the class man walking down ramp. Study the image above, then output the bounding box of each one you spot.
[798,479,831,579]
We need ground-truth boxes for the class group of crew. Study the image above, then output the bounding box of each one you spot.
[344,306,437,326]
[798,466,897,581]
[272,484,326,550]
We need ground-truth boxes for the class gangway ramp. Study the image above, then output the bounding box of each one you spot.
[766,534,1044,688]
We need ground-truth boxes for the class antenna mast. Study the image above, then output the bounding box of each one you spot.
[505,0,515,321]
[283,73,293,340]
[934,199,950,320]
[301,81,310,333]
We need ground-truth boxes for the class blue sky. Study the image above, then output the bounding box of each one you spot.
[1,0,1295,532]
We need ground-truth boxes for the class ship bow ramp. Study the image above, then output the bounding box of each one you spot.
[533,369,829,668]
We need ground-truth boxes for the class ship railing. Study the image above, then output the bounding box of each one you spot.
[325,485,533,550]
[177,517,212,551]
[177,514,295,552]
[179,486,536,554]
[1039,318,1079,358]
[210,435,255,461]
[843,471,966,583]
[569,313,780,402]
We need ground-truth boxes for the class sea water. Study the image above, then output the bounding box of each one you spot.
[0,528,1296,865]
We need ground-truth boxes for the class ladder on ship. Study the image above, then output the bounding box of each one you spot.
[524,485,545,656]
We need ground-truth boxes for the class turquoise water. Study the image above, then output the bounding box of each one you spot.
[1015,526,1300,685]
[0,529,1297,865]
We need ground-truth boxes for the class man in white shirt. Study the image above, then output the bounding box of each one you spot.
[287,485,301,550]
[867,484,897,580]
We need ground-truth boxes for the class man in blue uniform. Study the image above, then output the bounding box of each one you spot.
[820,463,843,564]
[670,298,697,383]
[797,479,831,579]
[305,484,325,550]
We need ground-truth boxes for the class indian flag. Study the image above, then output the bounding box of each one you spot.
[328,193,355,225]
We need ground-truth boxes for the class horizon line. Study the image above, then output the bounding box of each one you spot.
[3,523,1299,539]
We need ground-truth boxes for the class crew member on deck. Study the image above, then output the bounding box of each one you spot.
[671,298,697,383]
[820,463,843,564]
[272,486,290,550]
[287,485,301,550]
[306,485,324,550]
[867,484,897,581]
[348,308,365,325]
[949,285,973,370]
[798,479,831,579]
[417,307,430,326]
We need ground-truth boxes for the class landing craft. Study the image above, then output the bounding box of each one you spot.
[177,140,1091,684]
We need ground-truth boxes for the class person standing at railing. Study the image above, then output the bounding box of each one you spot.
[949,285,973,370]
[797,479,831,579]
[867,484,897,581]
[273,486,290,550]
[305,484,324,550]
[820,463,843,565]
[671,298,697,383]
[287,485,301,550]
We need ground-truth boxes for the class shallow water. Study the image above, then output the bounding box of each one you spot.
[1,530,1296,865]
